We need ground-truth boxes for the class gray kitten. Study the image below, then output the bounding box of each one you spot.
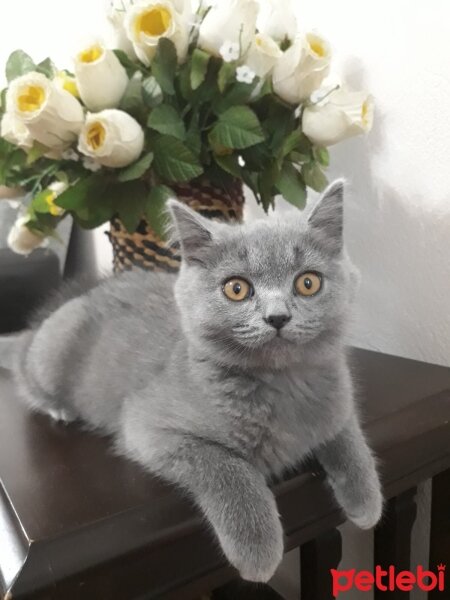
[2,180,382,582]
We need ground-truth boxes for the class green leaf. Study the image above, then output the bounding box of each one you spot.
[145,184,173,238]
[314,146,330,167]
[275,163,307,209]
[290,151,310,165]
[280,130,304,159]
[210,106,265,150]
[55,175,107,211]
[186,110,202,157]
[36,58,54,79]
[191,49,210,90]
[178,63,193,101]
[264,105,296,154]
[113,49,141,77]
[153,135,204,182]
[0,88,7,116]
[142,76,163,107]
[218,62,235,93]
[214,80,259,113]
[6,50,36,82]
[252,77,273,101]
[258,163,279,212]
[26,142,50,165]
[152,38,177,95]
[111,180,148,233]
[32,188,53,214]
[214,154,242,179]
[147,104,186,140]
[302,161,328,192]
[120,72,145,117]
[117,152,154,182]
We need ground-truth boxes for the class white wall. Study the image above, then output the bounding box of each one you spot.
[297,0,450,367]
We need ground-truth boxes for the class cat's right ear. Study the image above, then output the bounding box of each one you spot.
[167,199,215,266]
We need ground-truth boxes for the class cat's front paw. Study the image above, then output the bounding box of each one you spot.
[221,515,284,583]
[345,483,384,530]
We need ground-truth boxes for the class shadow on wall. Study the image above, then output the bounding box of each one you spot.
[327,56,450,367]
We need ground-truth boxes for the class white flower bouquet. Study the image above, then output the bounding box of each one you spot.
[0,0,373,261]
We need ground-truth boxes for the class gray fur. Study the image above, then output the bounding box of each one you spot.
[3,180,383,582]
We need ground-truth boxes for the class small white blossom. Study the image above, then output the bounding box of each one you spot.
[62,149,80,162]
[294,105,302,119]
[82,157,102,172]
[7,216,47,256]
[238,156,246,167]
[219,41,240,63]
[236,65,256,84]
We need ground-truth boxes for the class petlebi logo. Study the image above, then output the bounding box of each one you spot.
[331,564,446,597]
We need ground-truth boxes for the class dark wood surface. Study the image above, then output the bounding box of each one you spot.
[1,348,450,600]
[300,528,342,600]
[429,470,450,599]
[374,488,418,600]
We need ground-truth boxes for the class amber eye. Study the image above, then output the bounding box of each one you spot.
[295,272,322,297]
[223,278,252,302]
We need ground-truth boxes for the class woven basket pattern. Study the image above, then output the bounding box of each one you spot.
[108,178,245,273]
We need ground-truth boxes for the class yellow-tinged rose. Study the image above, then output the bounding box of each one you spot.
[56,71,80,98]
[74,44,128,111]
[302,89,374,146]
[78,109,145,168]
[6,72,84,150]
[244,33,282,79]
[124,0,190,65]
[1,111,33,149]
[43,181,68,216]
[273,33,331,104]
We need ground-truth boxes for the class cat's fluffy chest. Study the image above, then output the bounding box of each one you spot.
[204,363,351,478]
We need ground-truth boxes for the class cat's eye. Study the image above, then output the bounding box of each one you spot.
[295,272,322,297]
[223,278,253,302]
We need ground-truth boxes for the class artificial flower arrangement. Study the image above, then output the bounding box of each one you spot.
[0,0,373,263]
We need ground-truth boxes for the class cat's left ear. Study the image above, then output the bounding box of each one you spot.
[308,179,344,255]
[167,199,215,266]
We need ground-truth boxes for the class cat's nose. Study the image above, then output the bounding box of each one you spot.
[264,314,292,330]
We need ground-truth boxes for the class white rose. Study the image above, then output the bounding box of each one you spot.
[74,44,129,112]
[1,111,33,149]
[6,72,84,150]
[7,216,46,256]
[198,0,259,58]
[273,33,331,104]
[78,109,145,168]
[257,0,298,44]
[244,33,282,79]
[124,0,190,66]
[302,89,374,146]
[55,71,80,98]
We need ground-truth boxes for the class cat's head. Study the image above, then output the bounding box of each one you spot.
[169,180,358,370]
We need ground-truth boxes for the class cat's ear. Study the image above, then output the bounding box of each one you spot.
[307,179,344,255]
[167,199,215,266]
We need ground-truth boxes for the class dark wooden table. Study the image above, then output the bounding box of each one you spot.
[1,348,450,600]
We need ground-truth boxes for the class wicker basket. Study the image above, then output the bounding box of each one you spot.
[108,177,245,273]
